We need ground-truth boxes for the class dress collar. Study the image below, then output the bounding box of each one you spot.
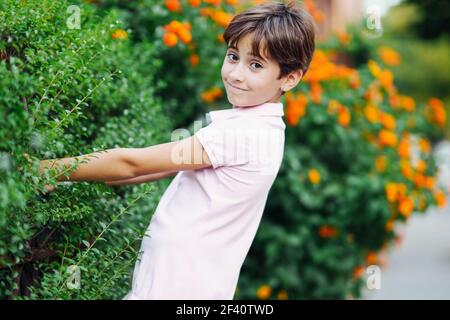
[206,102,284,124]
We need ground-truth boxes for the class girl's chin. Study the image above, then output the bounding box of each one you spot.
[228,96,250,107]
[228,98,260,108]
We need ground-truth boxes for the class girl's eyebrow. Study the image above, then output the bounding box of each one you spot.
[227,45,268,63]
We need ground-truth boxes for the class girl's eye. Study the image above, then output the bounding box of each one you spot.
[226,53,238,62]
[250,62,263,69]
[226,53,262,70]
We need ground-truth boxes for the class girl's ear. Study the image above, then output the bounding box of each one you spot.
[283,69,303,92]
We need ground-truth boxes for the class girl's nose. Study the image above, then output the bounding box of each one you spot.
[228,62,245,83]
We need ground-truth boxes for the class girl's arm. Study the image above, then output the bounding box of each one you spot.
[121,135,212,176]
[38,135,212,182]
[105,170,178,186]
[39,148,135,182]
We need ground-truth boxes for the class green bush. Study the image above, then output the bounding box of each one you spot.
[0,0,172,299]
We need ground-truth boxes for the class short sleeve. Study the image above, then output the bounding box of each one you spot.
[194,120,250,169]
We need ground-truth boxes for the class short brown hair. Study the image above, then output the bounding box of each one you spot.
[223,1,316,88]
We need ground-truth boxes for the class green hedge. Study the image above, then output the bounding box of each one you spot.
[0,0,172,299]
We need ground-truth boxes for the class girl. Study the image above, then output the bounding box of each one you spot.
[39,1,315,299]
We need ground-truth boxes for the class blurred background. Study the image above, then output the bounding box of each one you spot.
[316,0,450,138]
[312,0,450,299]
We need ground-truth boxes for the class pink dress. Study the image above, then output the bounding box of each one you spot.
[124,102,285,299]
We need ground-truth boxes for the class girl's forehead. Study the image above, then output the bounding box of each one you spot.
[228,35,271,61]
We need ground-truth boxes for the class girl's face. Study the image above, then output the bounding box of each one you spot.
[221,33,288,108]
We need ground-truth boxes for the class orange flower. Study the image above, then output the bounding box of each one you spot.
[379,70,394,89]
[178,28,192,44]
[418,138,431,154]
[285,106,301,126]
[389,93,400,108]
[165,0,182,12]
[327,100,350,127]
[428,97,444,109]
[303,50,357,84]
[426,98,447,127]
[163,20,194,49]
[364,83,383,104]
[385,182,407,203]
[328,99,341,114]
[364,104,379,123]
[188,0,201,7]
[415,159,426,173]
[349,70,361,89]
[319,225,338,238]
[378,129,397,147]
[112,29,127,40]
[212,10,234,28]
[397,138,410,158]
[256,285,272,299]
[385,219,394,232]
[399,196,414,218]
[163,32,178,47]
[277,290,288,300]
[368,60,382,78]
[189,54,199,66]
[385,183,397,202]
[400,160,413,180]
[352,266,365,279]
[366,252,378,265]
[337,31,351,46]
[375,155,387,172]
[377,46,401,66]
[308,169,320,184]
[434,191,447,207]
[201,86,222,103]
[338,108,351,127]
[424,176,435,190]
[380,112,396,130]
[200,7,213,17]
[400,95,415,112]
[285,92,308,126]
[413,173,426,189]
[310,82,322,104]
[164,20,183,34]
[305,0,324,22]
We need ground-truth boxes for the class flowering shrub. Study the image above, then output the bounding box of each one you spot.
[237,46,447,299]
[235,5,448,299]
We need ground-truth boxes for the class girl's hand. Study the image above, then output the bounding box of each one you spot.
[36,183,57,195]
[38,182,73,195]
[43,184,57,193]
